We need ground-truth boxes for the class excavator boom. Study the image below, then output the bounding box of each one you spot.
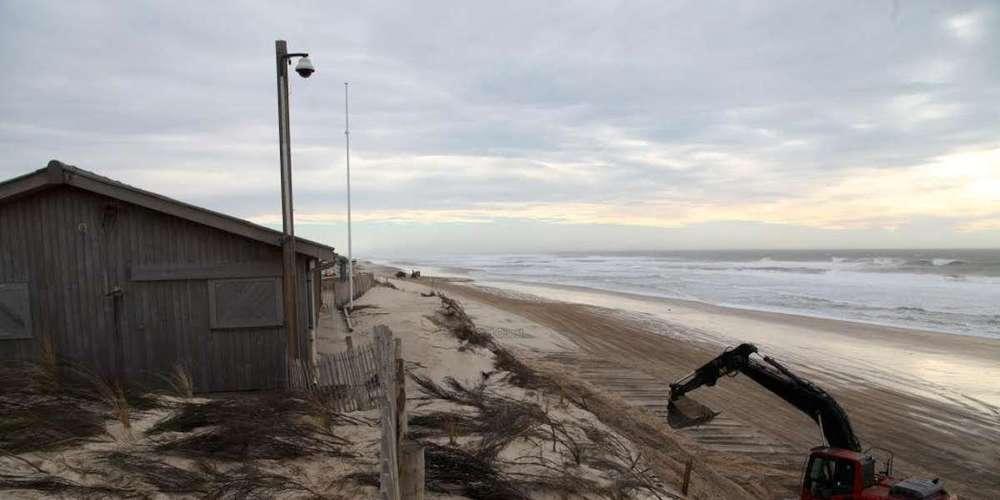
[668,344,957,499]
[667,343,861,452]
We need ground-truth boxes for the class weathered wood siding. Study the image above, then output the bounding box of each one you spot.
[0,185,315,392]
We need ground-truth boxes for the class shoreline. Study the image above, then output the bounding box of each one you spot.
[477,277,1000,353]
[375,260,1000,340]
[477,278,1000,410]
[371,259,1000,403]
[375,260,1000,349]
[370,261,1000,409]
[375,258,1000,410]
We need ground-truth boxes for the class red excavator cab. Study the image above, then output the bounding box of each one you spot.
[802,448,876,499]
[801,448,954,500]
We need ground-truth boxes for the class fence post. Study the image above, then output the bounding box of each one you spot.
[374,325,401,500]
[399,441,425,500]
[395,354,407,444]
[394,336,424,500]
[682,457,693,495]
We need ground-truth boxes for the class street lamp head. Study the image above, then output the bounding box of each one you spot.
[294,56,315,78]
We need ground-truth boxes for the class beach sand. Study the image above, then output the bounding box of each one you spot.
[390,273,1000,499]
[327,280,734,498]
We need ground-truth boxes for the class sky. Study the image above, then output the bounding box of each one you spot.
[1,0,998,256]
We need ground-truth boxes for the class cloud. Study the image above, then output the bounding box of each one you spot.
[249,147,1000,235]
[1,1,999,251]
[947,9,989,42]
[957,218,1000,232]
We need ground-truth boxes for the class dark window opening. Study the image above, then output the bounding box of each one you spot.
[805,456,855,498]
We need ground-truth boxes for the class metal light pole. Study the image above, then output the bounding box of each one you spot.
[344,82,354,310]
[275,40,314,362]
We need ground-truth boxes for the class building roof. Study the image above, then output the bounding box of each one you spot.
[0,160,335,260]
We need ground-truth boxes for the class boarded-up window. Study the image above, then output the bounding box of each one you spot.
[208,278,283,329]
[0,283,32,340]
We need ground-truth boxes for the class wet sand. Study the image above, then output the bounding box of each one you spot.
[476,279,1000,409]
[418,276,1000,499]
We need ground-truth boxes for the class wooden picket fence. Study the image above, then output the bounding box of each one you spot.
[289,325,416,500]
[321,272,377,309]
[290,336,385,412]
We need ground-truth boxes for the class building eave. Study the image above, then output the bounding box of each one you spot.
[0,160,336,261]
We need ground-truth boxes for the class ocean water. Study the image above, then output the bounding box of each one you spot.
[384,250,1000,339]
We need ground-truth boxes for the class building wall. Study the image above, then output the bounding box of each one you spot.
[0,185,314,392]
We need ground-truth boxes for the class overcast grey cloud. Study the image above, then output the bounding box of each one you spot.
[2,0,998,254]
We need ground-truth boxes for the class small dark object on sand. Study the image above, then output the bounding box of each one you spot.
[410,270,421,279]
[395,271,407,278]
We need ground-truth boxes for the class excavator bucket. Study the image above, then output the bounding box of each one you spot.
[667,396,719,429]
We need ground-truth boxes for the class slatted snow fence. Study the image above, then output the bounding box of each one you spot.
[289,325,413,499]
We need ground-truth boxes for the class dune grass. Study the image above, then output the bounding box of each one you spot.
[0,357,138,452]
[162,363,194,399]
[100,452,338,499]
[408,373,673,499]
[429,293,494,348]
[1,346,372,498]
[149,395,356,461]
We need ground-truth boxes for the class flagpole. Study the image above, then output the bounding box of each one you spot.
[345,82,354,310]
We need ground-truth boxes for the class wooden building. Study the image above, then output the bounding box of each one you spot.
[0,161,335,392]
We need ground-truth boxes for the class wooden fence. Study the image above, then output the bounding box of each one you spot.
[289,325,419,500]
[290,336,384,412]
[322,272,376,309]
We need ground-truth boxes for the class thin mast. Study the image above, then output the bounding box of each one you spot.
[345,82,354,310]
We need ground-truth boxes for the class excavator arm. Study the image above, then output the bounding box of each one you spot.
[668,343,862,453]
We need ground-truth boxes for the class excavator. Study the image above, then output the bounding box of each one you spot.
[667,343,955,500]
